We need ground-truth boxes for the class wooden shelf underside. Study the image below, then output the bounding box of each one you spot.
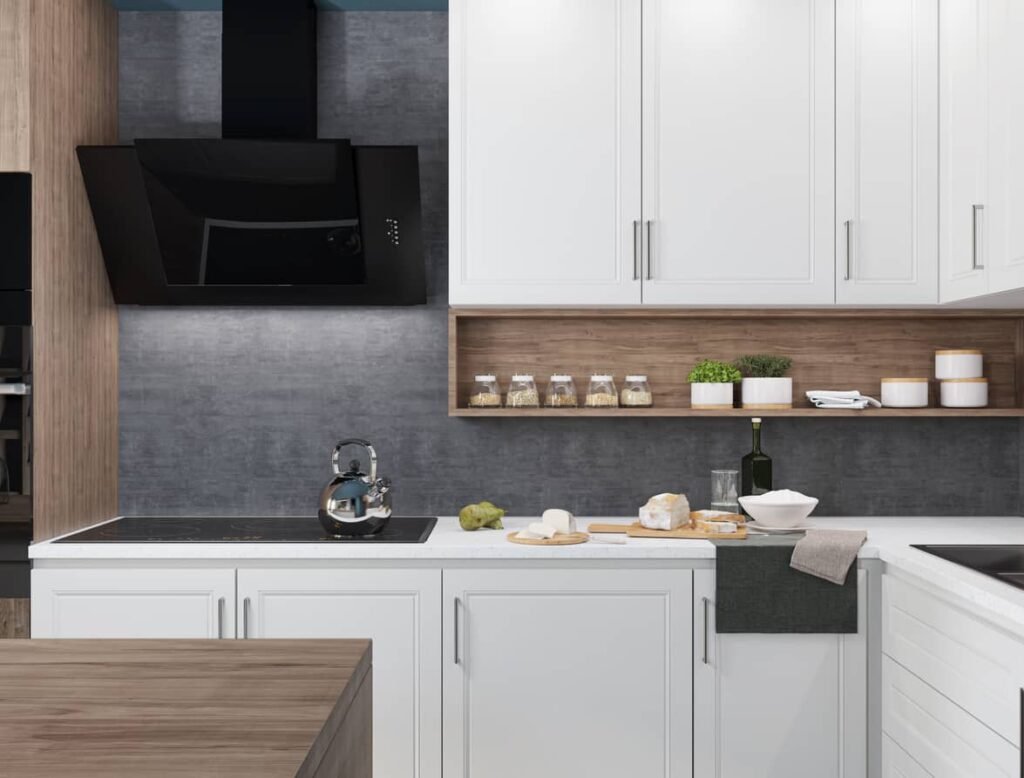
[451,407,1024,418]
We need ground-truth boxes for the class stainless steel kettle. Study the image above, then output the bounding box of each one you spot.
[317,439,392,536]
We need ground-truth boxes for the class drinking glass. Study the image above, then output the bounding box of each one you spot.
[710,469,740,514]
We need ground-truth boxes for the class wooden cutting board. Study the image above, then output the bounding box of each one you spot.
[587,521,747,541]
[507,531,589,546]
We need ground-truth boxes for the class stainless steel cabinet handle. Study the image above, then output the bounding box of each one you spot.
[844,219,853,281]
[702,597,710,665]
[633,220,641,281]
[242,597,251,639]
[454,597,462,666]
[972,204,985,270]
[217,597,225,639]
[645,220,654,280]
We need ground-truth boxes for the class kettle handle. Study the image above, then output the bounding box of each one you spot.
[331,439,378,480]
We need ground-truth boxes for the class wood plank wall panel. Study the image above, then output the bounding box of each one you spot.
[0,598,30,638]
[450,309,1024,413]
[29,0,119,540]
[0,0,30,171]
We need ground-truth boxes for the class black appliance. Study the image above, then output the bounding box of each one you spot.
[911,545,1024,591]
[54,516,437,544]
[76,0,425,306]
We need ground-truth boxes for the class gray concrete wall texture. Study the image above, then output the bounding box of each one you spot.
[117,12,1022,518]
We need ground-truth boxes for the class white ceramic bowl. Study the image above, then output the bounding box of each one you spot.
[935,350,983,379]
[940,377,988,408]
[880,378,929,408]
[738,494,819,528]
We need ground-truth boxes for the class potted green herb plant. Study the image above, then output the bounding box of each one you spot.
[734,354,794,409]
[687,359,742,409]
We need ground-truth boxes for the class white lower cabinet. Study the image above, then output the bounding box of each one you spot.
[442,568,693,778]
[31,568,236,638]
[693,570,868,778]
[882,734,932,777]
[236,569,442,778]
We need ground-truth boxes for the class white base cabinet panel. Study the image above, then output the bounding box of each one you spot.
[443,568,693,778]
[31,569,235,639]
[693,570,868,778]
[236,569,442,778]
[881,734,932,778]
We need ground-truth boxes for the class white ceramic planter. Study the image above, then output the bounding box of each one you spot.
[940,378,988,408]
[741,377,793,409]
[880,378,929,408]
[691,382,734,409]
[935,349,983,379]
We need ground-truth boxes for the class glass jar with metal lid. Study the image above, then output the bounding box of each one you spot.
[620,375,653,407]
[468,374,502,408]
[585,374,618,408]
[545,374,578,408]
[506,374,540,408]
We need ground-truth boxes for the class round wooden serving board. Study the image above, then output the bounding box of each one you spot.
[507,531,589,546]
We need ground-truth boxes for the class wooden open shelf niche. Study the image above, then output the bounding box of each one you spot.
[448,308,1024,418]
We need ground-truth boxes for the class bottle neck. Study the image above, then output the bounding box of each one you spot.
[751,424,762,454]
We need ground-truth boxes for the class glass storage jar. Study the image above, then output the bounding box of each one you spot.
[585,374,618,408]
[545,374,578,408]
[620,375,653,407]
[506,374,540,408]
[468,374,502,408]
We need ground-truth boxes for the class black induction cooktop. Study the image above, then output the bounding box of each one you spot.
[56,516,437,543]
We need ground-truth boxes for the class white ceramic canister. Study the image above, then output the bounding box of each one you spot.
[691,382,734,409]
[935,349,983,379]
[740,377,793,409]
[880,378,929,408]
[940,377,988,408]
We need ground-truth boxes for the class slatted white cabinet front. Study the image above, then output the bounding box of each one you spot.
[442,568,693,778]
[31,568,236,638]
[236,568,442,778]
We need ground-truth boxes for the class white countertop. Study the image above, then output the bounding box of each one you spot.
[30,515,1024,637]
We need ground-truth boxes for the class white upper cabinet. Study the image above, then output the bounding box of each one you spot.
[641,0,836,305]
[836,0,939,305]
[939,0,990,302]
[448,0,642,306]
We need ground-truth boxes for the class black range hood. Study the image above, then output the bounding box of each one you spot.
[78,0,425,306]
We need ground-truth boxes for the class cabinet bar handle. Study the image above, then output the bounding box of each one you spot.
[243,597,251,639]
[454,597,462,665]
[702,597,710,665]
[844,219,853,281]
[972,204,985,270]
[632,220,641,281]
[645,220,654,280]
[217,597,225,639]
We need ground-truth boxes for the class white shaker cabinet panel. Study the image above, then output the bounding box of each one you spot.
[693,569,868,778]
[836,0,939,304]
[448,0,642,305]
[939,0,990,302]
[640,0,836,305]
[31,569,235,638]
[882,734,934,777]
[236,569,442,778]
[443,568,692,778]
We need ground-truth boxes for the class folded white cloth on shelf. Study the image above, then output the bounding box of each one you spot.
[805,390,881,410]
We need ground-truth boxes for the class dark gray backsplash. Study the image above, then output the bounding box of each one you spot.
[117,11,1022,518]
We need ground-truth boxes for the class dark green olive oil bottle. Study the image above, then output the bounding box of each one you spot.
[741,417,772,505]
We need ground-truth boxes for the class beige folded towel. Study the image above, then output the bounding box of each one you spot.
[790,529,867,585]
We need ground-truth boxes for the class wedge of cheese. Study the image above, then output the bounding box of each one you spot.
[639,493,691,531]
[527,522,557,539]
[541,509,577,535]
[516,528,543,540]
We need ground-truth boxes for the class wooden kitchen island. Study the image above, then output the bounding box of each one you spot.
[0,639,371,777]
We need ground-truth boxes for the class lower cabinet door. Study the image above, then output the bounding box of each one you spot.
[882,734,933,777]
[236,568,442,778]
[442,568,693,778]
[693,569,868,778]
[31,568,235,638]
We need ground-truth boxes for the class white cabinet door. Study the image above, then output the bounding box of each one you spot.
[31,568,235,638]
[641,0,835,305]
[443,568,692,778]
[939,0,990,302]
[836,0,938,305]
[449,0,642,305]
[985,0,1024,295]
[882,734,934,778]
[693,570,868,778]
[236,569,441,778]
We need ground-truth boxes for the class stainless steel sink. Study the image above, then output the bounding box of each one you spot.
[911,545,1024,591]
